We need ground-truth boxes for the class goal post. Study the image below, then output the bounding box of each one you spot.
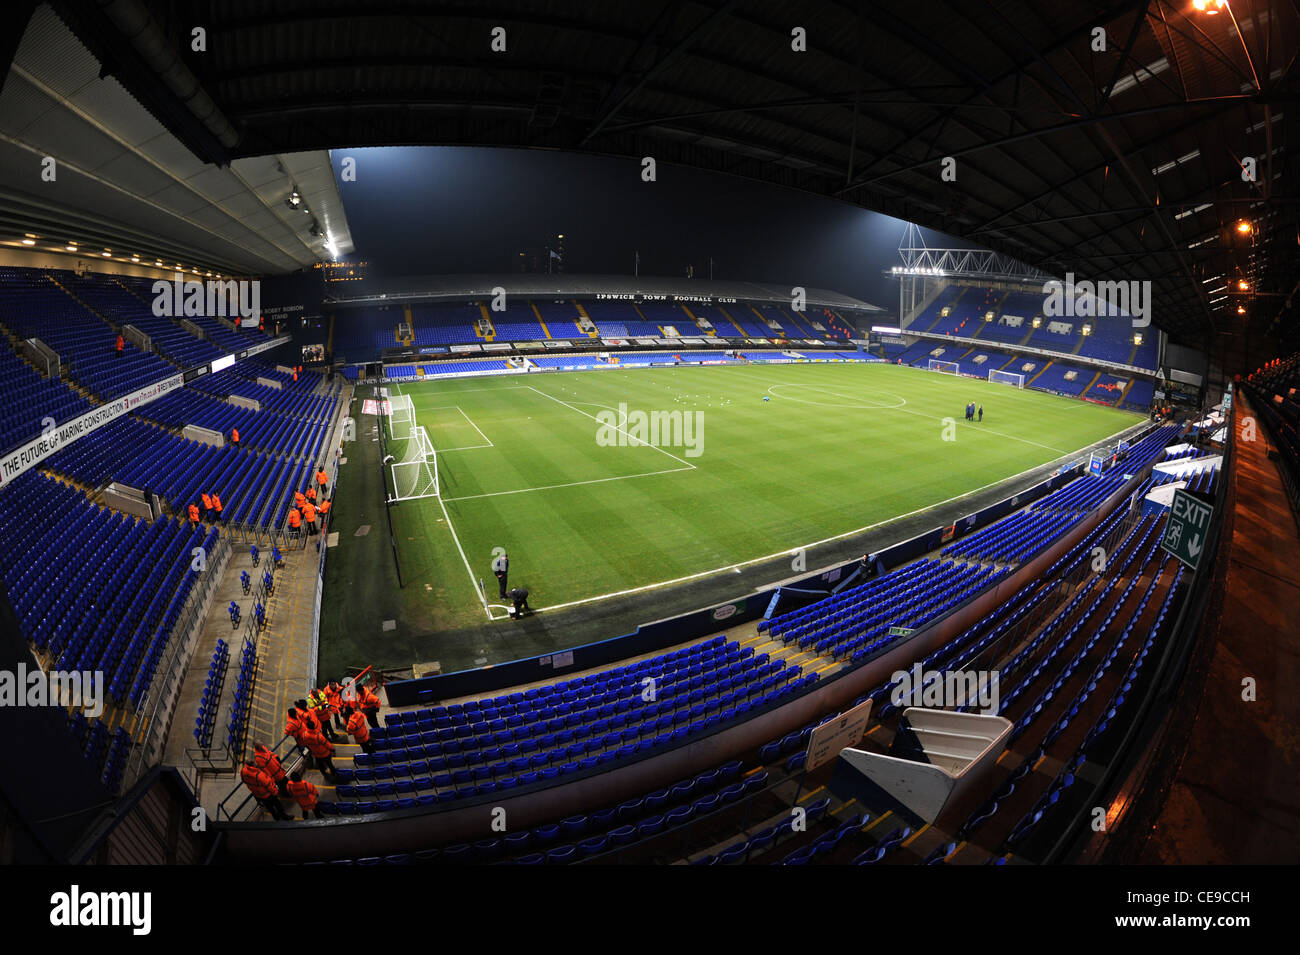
[389,394,415,442]
[989,368,1025,388]
[390,425,438,501]
[927,358,960,376]
[384,393,439,502]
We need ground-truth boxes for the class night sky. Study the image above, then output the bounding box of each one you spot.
[329,146,974,313]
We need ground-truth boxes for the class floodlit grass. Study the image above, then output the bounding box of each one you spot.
[375,361,1139,629]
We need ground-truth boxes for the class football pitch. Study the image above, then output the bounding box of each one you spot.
[361,361,1139,634]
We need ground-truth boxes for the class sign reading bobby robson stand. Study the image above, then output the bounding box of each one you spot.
[805,698,873,772]
[1160,488,1213,570]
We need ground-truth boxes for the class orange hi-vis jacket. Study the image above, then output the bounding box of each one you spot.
[359,685,380,713]
[316,469,328,486]
[294,491,306,510]
[323,684,342,715]
[302,502,317,524]
[253,745,285,784]
[240,764,277,799]
[303,729,334,759]
[347,710,370,744]
[287,508,301,529]
[231,428,240,444]
[305,486,317,503]
[287,777,318,810]
[188,504,200,523]
[319,500,331,516]
[201,493,213,510]
[285,712,306,741]
[212,494,223,513]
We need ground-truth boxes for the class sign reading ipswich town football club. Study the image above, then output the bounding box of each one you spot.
[1160,488,1214,570]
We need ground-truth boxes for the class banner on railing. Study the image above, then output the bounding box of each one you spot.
[0,373,183,490]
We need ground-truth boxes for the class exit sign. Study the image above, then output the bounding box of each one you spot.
[1160,489,1213,570]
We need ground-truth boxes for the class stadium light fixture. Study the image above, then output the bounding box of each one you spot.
[131,255,139,262]
[1235,219,1252,234]
[1192,0,1227,13]
[21,238,35,246]
[286,190,302,209]
[1237,279,1249,291]
[1133,332,1144,346]
[1237,304,1247,314]
[65,244,76,251]
[102,249,111,257]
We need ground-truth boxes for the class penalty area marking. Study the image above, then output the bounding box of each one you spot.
[525,385,700,470]
[441,466,695,503]
[423,405,494,451]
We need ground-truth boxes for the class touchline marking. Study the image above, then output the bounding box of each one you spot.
[442,466,695,503]
[523,417,1147,616]
[437,493,493,619]
[525,385,699,469]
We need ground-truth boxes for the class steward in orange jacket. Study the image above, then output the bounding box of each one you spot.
[211,493,223,519]
[201,493,213,514]
[305,485,317,503]
[316,467,329,490]
[286,769,321,819]
[302,501,318,535]
[287,508,302,532]
[284,707,309,746]
[294,491,306,510]
[358,684,381,729]
[241,762,289,819]
[230,427,240,446]
[188,504,200,524]
[346,707,373,753]
[324,682,344,729]
[253,743,287,794]
[302,727,337,776]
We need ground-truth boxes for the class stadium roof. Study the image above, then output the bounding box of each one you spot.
[5,1,1298,350]
[326,272,882,311]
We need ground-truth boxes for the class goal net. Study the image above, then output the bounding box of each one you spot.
[385,393,438,501]
[989,368,1025,388]
[927,359,960,376]
[390,394,415,441]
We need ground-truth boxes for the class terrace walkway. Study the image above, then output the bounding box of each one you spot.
[1137,394,1300,863]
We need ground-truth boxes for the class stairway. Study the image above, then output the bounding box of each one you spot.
[476,303,496,341]
[1079,370,1102,398]
[531,302,551,339]
[1026,360,1053,387]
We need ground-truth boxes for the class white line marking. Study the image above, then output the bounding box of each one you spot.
[455,405,494,447]
[442,466,695,502]
[524,385,699,469]
[436,494,493,619]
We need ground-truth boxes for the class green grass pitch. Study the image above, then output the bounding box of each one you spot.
[376,361,1140,631]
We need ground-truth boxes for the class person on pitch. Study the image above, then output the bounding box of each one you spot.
[508,586,531,619]
[492,551,509,599]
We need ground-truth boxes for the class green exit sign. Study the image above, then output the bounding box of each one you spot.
[1160,489,1213,570]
